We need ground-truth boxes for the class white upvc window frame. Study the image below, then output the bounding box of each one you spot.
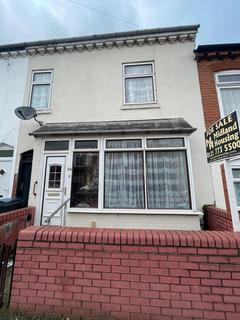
[215,70,240,118]
[29,69,53,112]
[122,62,157,107]
[67,135,196,214]
[231,164,240,210]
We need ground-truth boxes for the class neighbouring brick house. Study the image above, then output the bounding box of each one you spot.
[8,24,216,230]
[195,44,240,231]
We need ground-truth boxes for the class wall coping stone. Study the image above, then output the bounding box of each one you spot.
[18,226,240,249]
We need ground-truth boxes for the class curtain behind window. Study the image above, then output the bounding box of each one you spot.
[104,151,145,208]
[220,88,240,115]
[31,84,50,109]
[146,151,190,209]
[125,77,154,103]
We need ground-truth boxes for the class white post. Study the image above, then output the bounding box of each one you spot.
[224,159,240,232]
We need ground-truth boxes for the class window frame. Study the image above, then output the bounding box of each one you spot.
[231,165,240,210]
[66,135,195,213]
[215,70,240,118]
[122,62,157,106]
[29,69,53,112]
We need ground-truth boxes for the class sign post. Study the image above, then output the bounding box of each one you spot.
[205,111,240,232]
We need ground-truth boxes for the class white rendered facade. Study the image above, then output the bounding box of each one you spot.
[0,55,28,198]
[13,26,214,229]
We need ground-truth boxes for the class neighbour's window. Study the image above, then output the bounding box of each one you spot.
[30,71,53,110]
[232,168,240,207]
[215,71,240,117]
[0,150,14,157]
[123,62,156,104]
[70,137,191,210]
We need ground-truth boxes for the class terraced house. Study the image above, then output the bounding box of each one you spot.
[195,43,240,231]
[3,25,215,229]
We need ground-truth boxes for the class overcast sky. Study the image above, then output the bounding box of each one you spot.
[0,0,239,46]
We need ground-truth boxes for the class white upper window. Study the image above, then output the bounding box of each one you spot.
[30,70,53,110]
[123,62,156,105]
[215,70,240,117]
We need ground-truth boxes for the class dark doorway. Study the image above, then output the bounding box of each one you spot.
[16,150,33,207]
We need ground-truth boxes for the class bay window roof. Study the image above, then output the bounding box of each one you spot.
[30,118,196,137]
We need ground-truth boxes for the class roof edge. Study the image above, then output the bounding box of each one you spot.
[0,25,199,52]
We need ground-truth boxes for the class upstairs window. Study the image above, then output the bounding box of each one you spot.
[215,71,240,117]
[30,71,53,110]
[123,62,156,104]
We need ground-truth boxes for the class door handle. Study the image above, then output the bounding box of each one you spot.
[33,181,38,196]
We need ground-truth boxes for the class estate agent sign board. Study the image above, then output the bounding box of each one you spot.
[205,111,240,163]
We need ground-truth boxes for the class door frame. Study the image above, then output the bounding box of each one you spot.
[40,154,68,226]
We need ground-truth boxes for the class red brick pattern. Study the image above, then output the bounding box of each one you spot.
[10,226,240,320]
[221,164,231,212]
[204,206,233,231]
[11,173,18,197]
[197,57,240,129]
[0,207,35,246]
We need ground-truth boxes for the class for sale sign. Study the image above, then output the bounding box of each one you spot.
[205,111,240,163]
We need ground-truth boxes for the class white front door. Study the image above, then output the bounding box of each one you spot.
[0,159,13,198]
[41,156,66,225]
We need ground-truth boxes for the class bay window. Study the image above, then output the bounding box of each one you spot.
[70,137,192,211]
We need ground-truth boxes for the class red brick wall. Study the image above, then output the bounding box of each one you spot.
[204,205,233,231]
[10,226,240,320]
[197,57,240,129]
[0,207,35,246]
[11,174,18,197]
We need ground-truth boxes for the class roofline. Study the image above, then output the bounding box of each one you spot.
[195,43,240,53]
[0,24,199,52]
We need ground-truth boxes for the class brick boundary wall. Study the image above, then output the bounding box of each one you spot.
[0,207,35,246]
[204,206,233,232]
[10,226,240,320]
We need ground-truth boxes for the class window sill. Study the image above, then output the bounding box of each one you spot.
[121,103,159,110]
[67,208,202,216]
[36,110,51,114]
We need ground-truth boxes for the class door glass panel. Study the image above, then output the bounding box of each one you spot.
[48,165,62,189]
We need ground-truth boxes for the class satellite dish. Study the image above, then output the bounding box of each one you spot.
[15,106,37,120]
